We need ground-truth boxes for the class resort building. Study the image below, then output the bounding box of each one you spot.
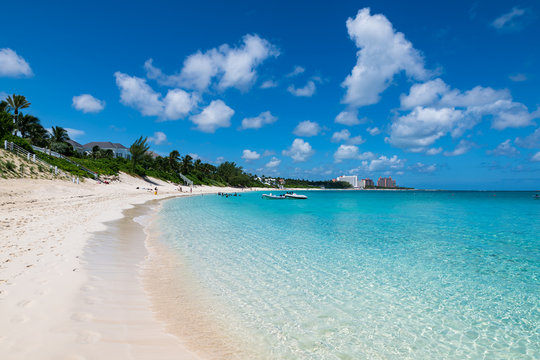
[377,177,396,188]
[82,142,131,159]
[336,175,358,188]
[360,178,374,188]
[66,139,84,153]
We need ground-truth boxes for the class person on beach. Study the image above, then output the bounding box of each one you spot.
[154,187,158,195]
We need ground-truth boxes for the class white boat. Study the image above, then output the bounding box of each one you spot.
[262,193,286,199]
[284,193,308,199]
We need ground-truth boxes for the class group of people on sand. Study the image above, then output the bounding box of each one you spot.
[136,186,159,195]
[177,186,193,193]
[218,192,240,198]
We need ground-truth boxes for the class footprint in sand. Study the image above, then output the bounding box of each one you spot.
[10,314,30,324]
[76,330,101,344]
[17,299,35,308]
[71,312,94,322]
[84,296,102,305]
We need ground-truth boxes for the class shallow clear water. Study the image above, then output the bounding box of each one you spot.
[155,191,540,359]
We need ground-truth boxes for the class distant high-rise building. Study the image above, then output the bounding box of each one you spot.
[377,177,396,188]
[360,178,374,188]
[336,175,358,188]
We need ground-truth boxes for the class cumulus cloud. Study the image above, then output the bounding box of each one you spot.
[0,48,33,77]
[115,72,198,120]
[341,8,428,107]
[335,109,365,126]
[189,100,234,133]
[515,127,540,149]
[532,152,540,162]
[65,128,85,139]
[389,78,539,152]
[72,94,105,113]
[293,120,321,137]
[487,139,519,157]
[260,80,278,88]
[266,157,281,168]
[426,147,443,155]
[240,111,277,130]
[148,131,168,145]
[367,127,381,136]
[242,149,261,161]
[282,138,314,162]
[331,129,364,144]
[333,144,374,163]
[288,80,316,97]
[491,7,529,32]
[146,34,278,91]
[444,140,476,156]
[509,73,527,82]
[286,66,305,77]
[350,155,405,173]
[409,162,437,173]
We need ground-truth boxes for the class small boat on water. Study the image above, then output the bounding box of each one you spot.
[284,193,308,200]
[262,193,286,199]
[534,194,540,200]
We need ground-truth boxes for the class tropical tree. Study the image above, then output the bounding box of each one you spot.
[168,150,180,172]
[181,154,193,174]
[129,136,150,172]
[16,114,40,138]
[27,123,49,147]
[50,126,70,143]
[5,95,30,134]
[0,111,15,138]
[0,100,8,113]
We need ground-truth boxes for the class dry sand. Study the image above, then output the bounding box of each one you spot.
[0,173,257,359]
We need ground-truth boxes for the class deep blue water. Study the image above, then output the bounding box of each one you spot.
[155,191,540,359]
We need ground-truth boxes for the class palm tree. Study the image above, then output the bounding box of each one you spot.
[181,154,193,174]
[0,100,8,113]
[5,95,30,134]
[129,136,150,172]
[50,126,70,143]
[28,123,50,147]
[16,114,40,138]
[168,150,180,171]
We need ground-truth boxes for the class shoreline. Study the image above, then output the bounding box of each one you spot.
[0,175,263,359]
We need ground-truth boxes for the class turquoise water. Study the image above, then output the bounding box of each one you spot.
[155,191,540,359]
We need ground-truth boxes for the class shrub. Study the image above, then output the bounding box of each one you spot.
[2,134,34,153]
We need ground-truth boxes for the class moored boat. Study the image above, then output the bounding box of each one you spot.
[284,193,308,199]
[262,193,286,199]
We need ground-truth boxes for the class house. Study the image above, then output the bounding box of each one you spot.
[82,142,131,159]
[66,139,84,153]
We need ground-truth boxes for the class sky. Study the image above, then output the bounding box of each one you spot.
[1,0,539,190]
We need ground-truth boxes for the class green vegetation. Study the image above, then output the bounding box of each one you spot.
[283,178,353,189]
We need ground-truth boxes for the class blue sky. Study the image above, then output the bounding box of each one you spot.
[1,0,539,190]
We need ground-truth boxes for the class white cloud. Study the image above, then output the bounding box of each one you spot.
[331,129,351,142]
[286,66,305,77]
[335,109,364,126]
[444,140,475,156]
[188,153,200,160]
[487,139,519,157]
[515,127,540,149]
[148,131,168,145]
[189,100,234,133]
[341,8,427,107]
[0,48,33,77]
[163,89,199,120]
[266,157,281,168]
[115,71,164,116]
[240,111,277,130]
[367,127,381,136]
[531,152,540,162]
[410,162,437,173]
[509,73,527,82]
[147,34,279,92]
[390,78,539,152]
[242,149,261,161]
[426,147,442,155]
[260,80,278,88]
[293,120,321,137]
[282,138,314,162]
[333,144,374,163]
[331,129,364,144]
[115,72,198,120]
[350,155,405,173]
[288,81,316,97]
[65,128,85,140]
[491,7,528,32]
[72,94,105,113]
[262,150,275,157]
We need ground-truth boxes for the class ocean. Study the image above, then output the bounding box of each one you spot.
[151,190,540,359]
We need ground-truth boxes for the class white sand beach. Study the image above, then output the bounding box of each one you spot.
[0,174,254,359]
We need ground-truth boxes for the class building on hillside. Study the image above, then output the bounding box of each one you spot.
[82,142,131,159]
[66,139,84,153]
[360,178,374,188]
[377,177,396,188]
[336,175,358,188]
